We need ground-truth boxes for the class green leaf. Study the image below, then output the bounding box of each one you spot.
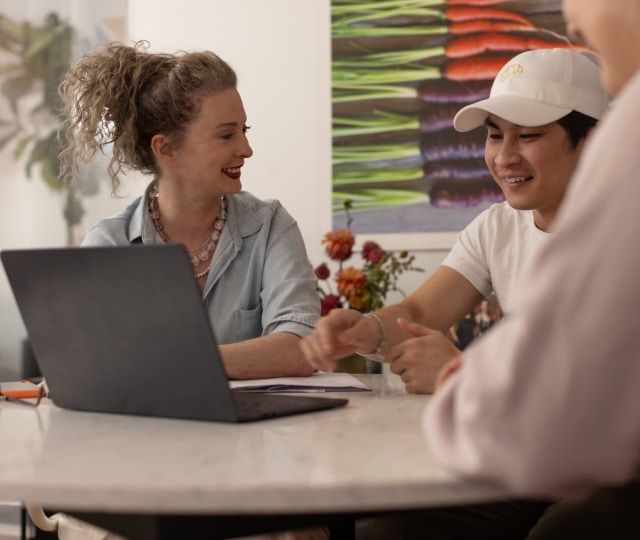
[40,154,62,190]
[1,74,35,102]
[13,135,32,159]
[0,63,23,77]
[332,47,444,69]
[333,168,424,185]
[63,187,85,226]
[332,84,417,104]
[332,66,440,85]
[22,26,60,59]
[333,109,420,138]
[0,15,27,43]
[332,188,429,211]
[25,136,51,178]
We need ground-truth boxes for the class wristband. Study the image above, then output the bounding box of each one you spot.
[355,313,387,361]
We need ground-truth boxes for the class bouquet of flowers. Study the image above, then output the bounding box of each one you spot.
[315,200,423,316]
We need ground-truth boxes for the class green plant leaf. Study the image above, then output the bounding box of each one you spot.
[40,154,62,189]
[0,63,23,77]
[63,186,85,226]
[13,135,32,159]
[25,136,51,179]
[22,26,60,59]
[1,74,35,102]
[0,15,27,43]
[0,12,99,231]
[333,188,429,211]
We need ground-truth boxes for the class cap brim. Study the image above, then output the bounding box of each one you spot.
[453,95,573,132]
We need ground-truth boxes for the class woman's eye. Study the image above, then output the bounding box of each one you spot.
[243,125,251,134]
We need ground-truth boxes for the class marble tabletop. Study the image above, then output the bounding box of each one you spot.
[0,374,508,515]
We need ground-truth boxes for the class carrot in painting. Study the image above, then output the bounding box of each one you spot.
[332,32,589,69]
[445,33,591,58]
[444,56,512,82]
[444,0,516,4]
[332,56,513,100]
[444,6,531,24]
[449,20,535,35]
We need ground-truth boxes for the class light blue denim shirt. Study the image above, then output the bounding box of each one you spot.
[82,185,320,344]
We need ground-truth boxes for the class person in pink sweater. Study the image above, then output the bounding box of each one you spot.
[425,0,640,536]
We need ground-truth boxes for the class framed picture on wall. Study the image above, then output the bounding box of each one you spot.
[331,0,591,248]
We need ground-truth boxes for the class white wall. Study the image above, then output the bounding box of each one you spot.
[0,0,448,378]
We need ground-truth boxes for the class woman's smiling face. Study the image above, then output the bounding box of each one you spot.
[171,88,253,196]
[484,115,585,231]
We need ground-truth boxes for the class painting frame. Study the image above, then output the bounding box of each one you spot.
[331,0,586,247]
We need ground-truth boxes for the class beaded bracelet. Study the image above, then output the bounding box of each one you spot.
[355,313,387,361]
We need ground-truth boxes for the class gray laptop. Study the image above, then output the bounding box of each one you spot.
[1,245,348,422]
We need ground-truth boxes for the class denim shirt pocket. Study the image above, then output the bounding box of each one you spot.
[233,303,263,342]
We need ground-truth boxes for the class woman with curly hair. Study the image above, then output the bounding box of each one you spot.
[58,41,319,380]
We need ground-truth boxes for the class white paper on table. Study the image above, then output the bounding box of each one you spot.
[229,372,371,393]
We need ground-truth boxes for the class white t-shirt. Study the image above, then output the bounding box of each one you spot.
[442,202,548,316]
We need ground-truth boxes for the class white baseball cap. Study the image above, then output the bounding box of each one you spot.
[453,48,610,132]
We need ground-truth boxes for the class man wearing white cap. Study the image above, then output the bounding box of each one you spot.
[302,48,609,396]
[302,47,611,538]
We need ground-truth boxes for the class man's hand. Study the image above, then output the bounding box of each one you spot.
[389,318,461,394]
[301,309,380,372]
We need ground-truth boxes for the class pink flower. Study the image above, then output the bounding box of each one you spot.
[314,263,330,280]
[362,241,386,264]
[320,294,342,316]
[323,229,355,261]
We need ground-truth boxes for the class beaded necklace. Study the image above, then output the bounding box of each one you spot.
[147,181,227,279]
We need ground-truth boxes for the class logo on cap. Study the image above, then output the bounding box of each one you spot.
[500,63,523,83]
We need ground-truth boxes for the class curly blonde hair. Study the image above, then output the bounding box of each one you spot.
[58,40,237,192]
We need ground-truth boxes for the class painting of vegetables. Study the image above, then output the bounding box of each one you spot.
[331,0,593,235]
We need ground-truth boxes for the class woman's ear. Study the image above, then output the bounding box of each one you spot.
[150,134,176,164]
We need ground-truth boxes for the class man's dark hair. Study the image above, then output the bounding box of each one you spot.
[557,111,599,148]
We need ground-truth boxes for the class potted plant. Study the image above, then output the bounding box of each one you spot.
[1,12,107,379]
[0,12,102,246]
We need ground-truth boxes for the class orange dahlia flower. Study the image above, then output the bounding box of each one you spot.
[336,267,367,298]
[323,229,355,261]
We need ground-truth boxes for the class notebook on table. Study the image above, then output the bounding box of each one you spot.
[1,245,348,423]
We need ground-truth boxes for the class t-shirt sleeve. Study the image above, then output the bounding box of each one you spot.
[442,212,493,298]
